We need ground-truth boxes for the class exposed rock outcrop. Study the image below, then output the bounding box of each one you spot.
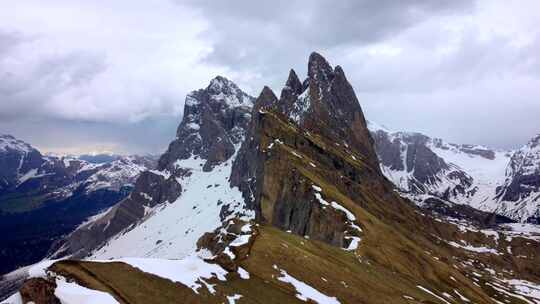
[19,277,60,304]
[496,134,540,223]
[370,124,540,223]
[159,76,253,172]
[53,76,255,259]
[231,52,390,248]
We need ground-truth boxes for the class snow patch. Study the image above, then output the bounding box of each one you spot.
[227,294,243,304]
[504,279,540,303]
[238,267,250,280]
[112,254,228,295]
[91,149,253,260]
[447,241,500,255]
[274,265,341,304]
[55,278,119,304]
[416,286,451,304]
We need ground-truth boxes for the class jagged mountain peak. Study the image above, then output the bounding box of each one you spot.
[255,86,278,112]
[302,52,380,169]
[208,75,233,87]
[283,69,303,95]
[307,51,334,82]
[528,133,540,147]
[158,76,255,172]
[248,52,380,171]
[185,76,253,110]
[207,75,240,94]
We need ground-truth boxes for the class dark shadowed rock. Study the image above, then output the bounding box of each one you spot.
[231,52,392,248]
[370,128,474,198]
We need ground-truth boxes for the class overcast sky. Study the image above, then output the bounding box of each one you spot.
[1,0,539,155]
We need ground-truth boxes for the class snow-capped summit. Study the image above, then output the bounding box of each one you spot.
[206,76,253,108]
[54,77,255,260]
[0,135,45,193]
[370,125,540,223]
[161,77,254,172]
[0,135,35,153]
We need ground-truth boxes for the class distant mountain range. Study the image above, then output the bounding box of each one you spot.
[0,134,156,274]
[368,123,540,223]
[2,53,540,303]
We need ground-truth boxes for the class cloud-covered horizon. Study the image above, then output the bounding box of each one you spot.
[1,0,539,154]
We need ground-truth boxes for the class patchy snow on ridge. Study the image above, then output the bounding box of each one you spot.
[447,241,500,255]
[0,135,34,153]
[289,88,311,124]
[273,265,341,304]
[504,279,540,303]
[312,184,362,250]
[84,157,149,193]
[429,143,510,211]
[366,123,540,221]
[91,150,253,260]
[109,254,228,295]
[416,286,451,304]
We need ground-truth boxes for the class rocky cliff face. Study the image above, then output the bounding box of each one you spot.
[369,126,478,201]
[0,135,45,193]
[496,134,540,223]
[53,76,255,259]
[159,76,253,172]
[369,124,540,223]
[231,53,387,249]
[278,53,379,170]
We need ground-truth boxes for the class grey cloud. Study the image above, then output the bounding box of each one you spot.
[184,0,473,83]
[0,30,25,56]
[182,0,539,150]
[0,115,179,155]
[0,46,107,121]
[1,0,539,153]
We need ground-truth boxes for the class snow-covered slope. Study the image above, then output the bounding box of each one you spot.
[369,122,540,223]
[91,150,253,260]
[82,155,155,193]
[0,135,156,275]
[495,134,540,222]
[0,135,44,193]
[428,140,509,209]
